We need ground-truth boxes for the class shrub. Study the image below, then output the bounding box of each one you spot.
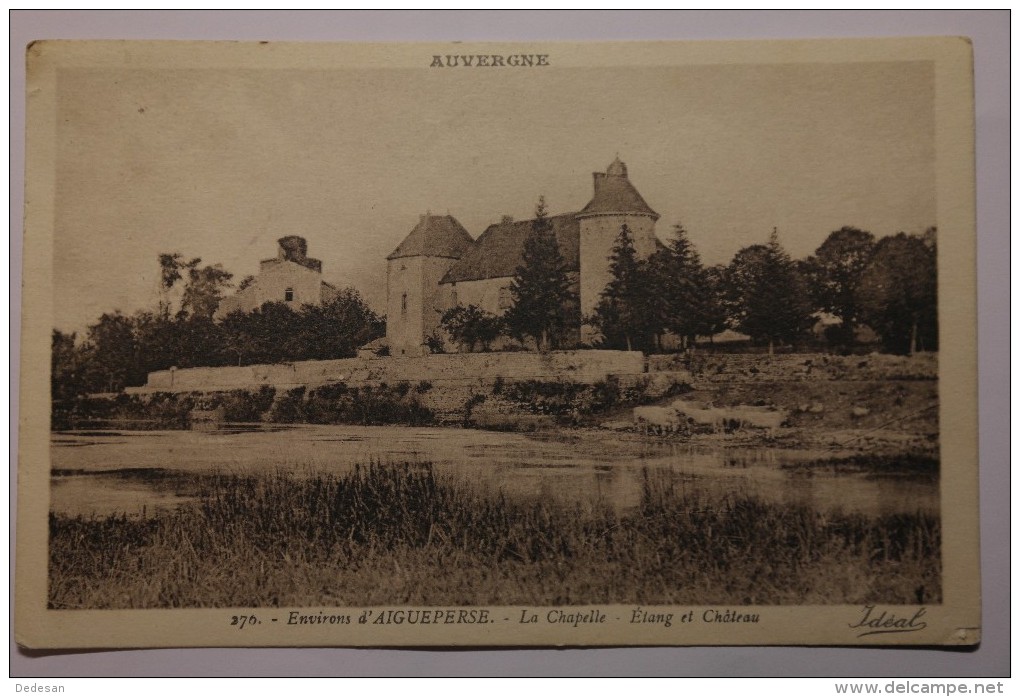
[217,387,276,422]
[141,393,195,429]
[424,333,446,354]
[286,383,435,427]
[497,377,642,419]
[267,387,307,423]
[589,377,621,412]
[462,394,487,426]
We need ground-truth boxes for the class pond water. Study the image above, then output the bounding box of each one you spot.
[50,424,938,518]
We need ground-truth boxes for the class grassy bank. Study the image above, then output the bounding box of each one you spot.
[49,463,940,609]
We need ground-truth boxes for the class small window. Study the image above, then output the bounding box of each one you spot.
[284,287,294,302]
[498,286,512,309]
[401,293,408,313]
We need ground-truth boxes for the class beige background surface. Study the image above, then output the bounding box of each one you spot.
[10,10,1009,677]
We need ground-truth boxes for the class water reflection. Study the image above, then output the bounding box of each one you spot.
[50,424,938,519]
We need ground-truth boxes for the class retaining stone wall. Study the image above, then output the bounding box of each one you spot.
[134,350,646,394]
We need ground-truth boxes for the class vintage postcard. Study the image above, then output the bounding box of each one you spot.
[16,38,978,648]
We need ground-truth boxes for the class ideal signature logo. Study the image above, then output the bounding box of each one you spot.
[850,605,928,638]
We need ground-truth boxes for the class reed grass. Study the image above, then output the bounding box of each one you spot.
[48,463,940,609]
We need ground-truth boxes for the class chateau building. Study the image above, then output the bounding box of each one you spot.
[215,236,339,319]
[386,157,659,355]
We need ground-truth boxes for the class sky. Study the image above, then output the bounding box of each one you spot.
[53,59,935,332]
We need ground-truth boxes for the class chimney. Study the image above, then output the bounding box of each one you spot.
[592,171,605,195]
[501,215,514,224]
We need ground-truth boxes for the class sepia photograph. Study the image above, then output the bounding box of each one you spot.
[16,37,979,648]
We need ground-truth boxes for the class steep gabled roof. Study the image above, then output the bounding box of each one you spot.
[387,214,475,260]
[441,214,580,284]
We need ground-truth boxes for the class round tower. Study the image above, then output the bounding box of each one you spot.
[575,157,659,343]
[386,213,474,356]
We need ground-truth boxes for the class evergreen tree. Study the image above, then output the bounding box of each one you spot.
[589,223,656,352]
[722,244,767,332]
[649,223,721,350]
[700,264,730,343]
[725,228,813,354]
[503,197,576,351]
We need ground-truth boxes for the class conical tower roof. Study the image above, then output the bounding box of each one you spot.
[578,158,658,220]
[387,214,475,260]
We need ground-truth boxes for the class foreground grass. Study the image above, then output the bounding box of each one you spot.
[49,464,940,609]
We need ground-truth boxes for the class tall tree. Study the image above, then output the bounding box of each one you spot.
[859,231,937,355]
[219,309,260,367]
[722,244,767,331]
[51,330,85,401]
[157,252,185,317]
[803,226,876,347]
[219,302,302,365]
[133,309,180,374]
[180,261,234,320]
[173,314,228,368]
[157,250,236,320]
[503,197,576,351]
[295,289,385,360]
[648,223,721,350]
[725,229,813,354]
[700,264,730,343]
[84,311,141,392]
[589,223,656,352]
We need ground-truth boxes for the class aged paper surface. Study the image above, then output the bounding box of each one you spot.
[17,38,978,648]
